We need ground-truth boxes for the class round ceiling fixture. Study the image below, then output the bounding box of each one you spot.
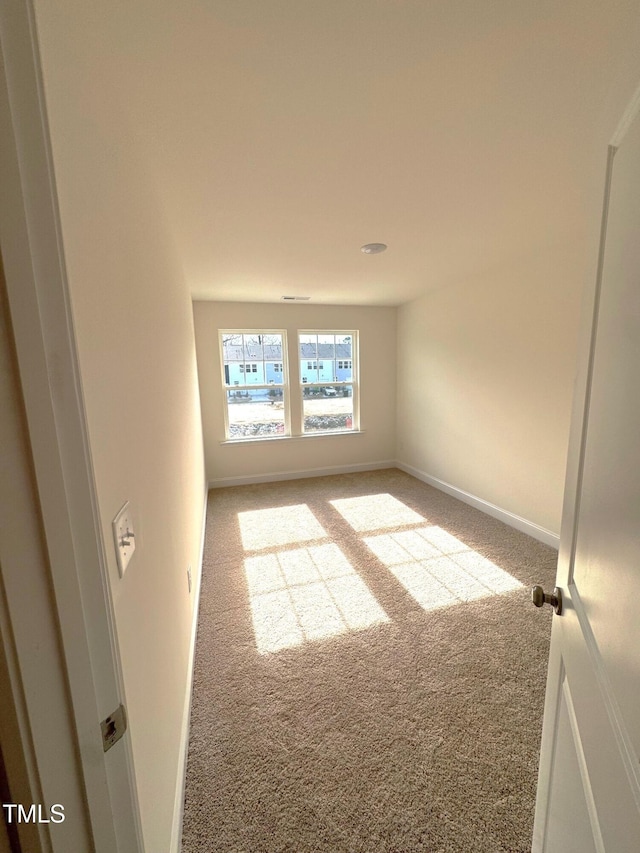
[360,242,387,254]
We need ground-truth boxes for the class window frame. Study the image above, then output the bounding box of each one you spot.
[298,330,359,435]
[219,329,290,440]
[218,328,360,442]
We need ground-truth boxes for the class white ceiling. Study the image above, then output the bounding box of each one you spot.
[37,1,640,305]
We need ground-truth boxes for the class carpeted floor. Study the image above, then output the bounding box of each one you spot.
[182,468,557,852]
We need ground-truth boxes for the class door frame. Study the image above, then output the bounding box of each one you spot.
[0,4,144,851]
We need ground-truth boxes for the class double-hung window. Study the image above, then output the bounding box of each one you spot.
[219,329,358,439]
[299,331,357,433]
[220,331,287,439]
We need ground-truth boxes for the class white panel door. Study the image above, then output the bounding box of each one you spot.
[532,90,640,851]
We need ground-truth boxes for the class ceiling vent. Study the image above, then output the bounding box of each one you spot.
[281,296,311,301]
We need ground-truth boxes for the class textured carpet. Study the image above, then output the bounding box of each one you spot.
[182,469,557,852]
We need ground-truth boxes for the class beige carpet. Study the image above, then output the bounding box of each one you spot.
[182,469,557,852]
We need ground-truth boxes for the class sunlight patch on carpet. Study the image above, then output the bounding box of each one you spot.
[245,543,389,653]
[238,504,327,551]
[364,525,522,611]
[330,493,424,532]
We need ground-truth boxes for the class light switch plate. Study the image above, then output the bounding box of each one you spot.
[112,501,135,577]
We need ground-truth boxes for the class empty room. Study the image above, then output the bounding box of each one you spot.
[1,2,640,853]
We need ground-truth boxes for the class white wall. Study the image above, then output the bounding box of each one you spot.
[32,8,207,851]
[194,302,396,484]
[396,245,587,536]
[396,48,640,539]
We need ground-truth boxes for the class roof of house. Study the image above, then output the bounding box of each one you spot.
[223,343,352,361]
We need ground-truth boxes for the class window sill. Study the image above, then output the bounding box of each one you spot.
[219,430,365,446]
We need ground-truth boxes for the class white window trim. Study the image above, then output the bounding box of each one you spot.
[219,329,290,440]
[219,328,359,442]
[298,330,359,435]
[219,430,366,445]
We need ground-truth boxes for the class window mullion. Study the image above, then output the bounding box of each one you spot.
[288,340,302,436]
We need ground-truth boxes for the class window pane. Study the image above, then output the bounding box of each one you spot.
[264,362,284,385]
[227,388,286,438]
[222,334,241,386]
[302,385,353,433]
[262,333,282,350]
[317,358,332,382]
[300,359,318,384]
[337,334,353,360]
[299,333,317,359]
[237,362,263,384]
[222,332,283,387]
[243,333,263,362]
[317,334,335,359]
[335,358,353,382]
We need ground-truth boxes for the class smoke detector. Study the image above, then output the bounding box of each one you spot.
[361,243,387,254]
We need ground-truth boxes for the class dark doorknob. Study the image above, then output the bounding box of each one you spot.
[532,585,563,615]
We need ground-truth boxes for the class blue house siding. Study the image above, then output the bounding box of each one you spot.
[222,335,353,387]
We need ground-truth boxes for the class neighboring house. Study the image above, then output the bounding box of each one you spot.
[222,341,353,385]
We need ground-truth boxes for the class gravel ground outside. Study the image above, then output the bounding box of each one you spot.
[228,397,353,437]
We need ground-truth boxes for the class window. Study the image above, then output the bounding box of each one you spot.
[220,331,287,439]
[299,331,357,434]
[220,329,358,440]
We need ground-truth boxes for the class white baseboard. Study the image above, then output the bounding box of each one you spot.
[170,483,209,853]
[396,462,560,550]
[208,460,396,489]
[207,460,559,549]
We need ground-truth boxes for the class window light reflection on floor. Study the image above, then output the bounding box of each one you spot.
[238,503,327,552]
[364,525,522,612]
[238,496,521,651]
[329,493,424,532]
[245,542,389,654]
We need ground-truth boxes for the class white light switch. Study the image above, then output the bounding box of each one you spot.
[112,501,136,577]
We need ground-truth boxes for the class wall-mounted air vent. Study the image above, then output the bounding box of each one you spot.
[281,296,311,301]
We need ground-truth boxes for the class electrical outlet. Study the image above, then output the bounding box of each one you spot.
[187,564,192,593]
